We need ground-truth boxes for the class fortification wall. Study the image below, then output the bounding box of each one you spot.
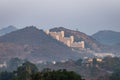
[44,30,85,48]
[71,41,84,48]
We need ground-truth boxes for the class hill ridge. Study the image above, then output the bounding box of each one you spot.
[0,26,81,62]
[92,30,120,45]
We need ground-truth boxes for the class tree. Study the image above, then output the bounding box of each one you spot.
[76,58,83,66]
[7,58,24,72]
[110,69,120,80]
[31,69,85,80]
[99,57,120,71]
[13,61,38,80]
[0,71,14,80]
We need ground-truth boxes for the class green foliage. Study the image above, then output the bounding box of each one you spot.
[32,69,85,80]
[92,58,97,65]
[99,57,120,71]
[0,61,85,80]
[7,58,24,72]
[75,58,83,66]
[0,71,14,80]
[13,61,38,80]
[110,69,120,80]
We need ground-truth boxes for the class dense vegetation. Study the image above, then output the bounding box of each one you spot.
[98,57,120,71]
[32,69,85,80]
[1,57,120,80]
[0,61,85,80]
[109,69,120,80]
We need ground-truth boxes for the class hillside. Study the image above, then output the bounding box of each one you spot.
[0,25,17,36]
[92,30,120,45]
[50,27,101,51]
[0,26,82,63]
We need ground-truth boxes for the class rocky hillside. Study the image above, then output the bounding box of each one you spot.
[50,27,102,51]
[0,26,82,63]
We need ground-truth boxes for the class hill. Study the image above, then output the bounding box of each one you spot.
[0,25,17,36]
[50,27,101,51]
[0,26,82,63]
[92,30,120,45]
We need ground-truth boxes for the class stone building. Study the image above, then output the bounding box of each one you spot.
[44,30,85,48]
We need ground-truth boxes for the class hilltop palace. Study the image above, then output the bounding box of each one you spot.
[44,30,85,48]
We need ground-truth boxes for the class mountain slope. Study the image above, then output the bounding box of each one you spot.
[0,25,17,36]
[0,26,81,63]
[50,27,101,51]
[92,30,120,45]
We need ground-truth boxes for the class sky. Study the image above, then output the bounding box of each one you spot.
[0,0,120,35]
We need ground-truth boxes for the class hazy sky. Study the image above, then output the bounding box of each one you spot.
[0,0,120,35]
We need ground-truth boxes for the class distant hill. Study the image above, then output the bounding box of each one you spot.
[0,25,17,36]
[92,30,120,45]
[50,27,101,51]
[0,26,83,63]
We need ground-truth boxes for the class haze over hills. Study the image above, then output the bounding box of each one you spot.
[0,26,84,63]
[0,26,120,63]
[0,25,17,36]
[92,30,120,45]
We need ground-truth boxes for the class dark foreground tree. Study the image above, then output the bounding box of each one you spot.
[0,71,14,80]
[13,61,38,80]
[32,69,85,80]
[109,69,120,80]
[0,62,85,80]
[7,58,24,72]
